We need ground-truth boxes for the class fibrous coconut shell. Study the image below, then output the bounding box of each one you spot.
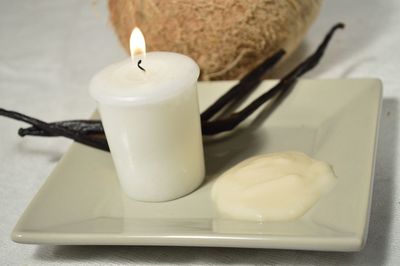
[109,0,322,80]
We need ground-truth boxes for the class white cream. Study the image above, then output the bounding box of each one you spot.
[211,151,337,221]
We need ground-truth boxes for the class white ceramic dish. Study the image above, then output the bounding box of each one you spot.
[12,79,382,251]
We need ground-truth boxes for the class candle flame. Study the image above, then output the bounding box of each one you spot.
[130,27,146,63]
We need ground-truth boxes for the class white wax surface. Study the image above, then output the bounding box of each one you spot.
[89,52,205,202]
[90,52,200,105]
[212,151,337,221]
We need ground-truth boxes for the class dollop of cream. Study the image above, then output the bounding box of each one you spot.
[211,151,337,222]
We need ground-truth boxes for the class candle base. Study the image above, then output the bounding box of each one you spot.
[120,169,205,202]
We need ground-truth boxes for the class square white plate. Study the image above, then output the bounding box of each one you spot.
[12,79,382,251]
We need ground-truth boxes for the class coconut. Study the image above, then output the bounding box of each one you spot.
[108,0,322,80]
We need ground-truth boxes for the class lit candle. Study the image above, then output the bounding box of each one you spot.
[90,28,205,202]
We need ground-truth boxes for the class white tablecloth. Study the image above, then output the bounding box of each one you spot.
[1,0,399,265]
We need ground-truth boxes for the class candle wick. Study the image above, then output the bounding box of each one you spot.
[137,60,146,72]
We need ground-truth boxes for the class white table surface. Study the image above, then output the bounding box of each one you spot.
[1,0,399,265]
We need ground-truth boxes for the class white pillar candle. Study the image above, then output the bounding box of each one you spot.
[89,29,205,202]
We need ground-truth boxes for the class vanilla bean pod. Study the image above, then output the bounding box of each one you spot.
[201,49,285,122]
[201,23,345,135]
[0,108,109,151]
[0,23,344,151]
[19,120,103,136]
[18,50,286,138]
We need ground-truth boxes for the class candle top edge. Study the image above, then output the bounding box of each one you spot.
[89,52,200,105]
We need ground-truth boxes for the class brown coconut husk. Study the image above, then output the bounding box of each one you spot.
[108,0,322,80]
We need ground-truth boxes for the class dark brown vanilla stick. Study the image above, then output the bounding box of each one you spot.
[201,23,345,135]
[201,49,285,122]
[0,108,109,151]
[19,120,103,136]
[17,50,286,138]
[0,23,344,151]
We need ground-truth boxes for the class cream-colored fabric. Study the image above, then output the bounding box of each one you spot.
[1,0,400,265]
